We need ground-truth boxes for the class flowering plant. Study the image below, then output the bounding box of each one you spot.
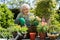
[29,15,41,26]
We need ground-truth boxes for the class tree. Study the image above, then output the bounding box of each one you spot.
[35,0,57,22]
[35,0,60,33]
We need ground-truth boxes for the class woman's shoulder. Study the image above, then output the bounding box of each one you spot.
[18,13,23,15]
[17,13,23,17]
[16,13,23,19]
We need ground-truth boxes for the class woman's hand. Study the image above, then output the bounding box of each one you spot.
[36,16,41,22]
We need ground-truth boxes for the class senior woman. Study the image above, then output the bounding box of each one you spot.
[15,4,31,26]
[15,4,40,27]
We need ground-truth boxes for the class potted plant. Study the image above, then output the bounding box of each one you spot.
[21,26,28,38]
[27,15,40,40]
[29,25,37,40]
[47,25,59,40]
[37,23,48,40]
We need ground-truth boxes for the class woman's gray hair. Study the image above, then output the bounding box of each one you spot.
[20,4,30,10]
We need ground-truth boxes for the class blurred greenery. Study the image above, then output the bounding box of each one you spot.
[0,0,60,38]
[0,27,13,38]
[35,0,57,20]
[0,4,14,28]
[35,0,60,33]
[0,4,22,38]
[37,23,48,33]
[0,4,14,38]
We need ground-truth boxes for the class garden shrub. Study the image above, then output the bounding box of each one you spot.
[0,4,17,38]
[0,4,14,28]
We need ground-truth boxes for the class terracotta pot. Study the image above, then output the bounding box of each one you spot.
[39,32,46,40]
[30,32,36,40]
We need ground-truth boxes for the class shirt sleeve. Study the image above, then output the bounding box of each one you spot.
[16,13,21,19]
[15,13,22,24]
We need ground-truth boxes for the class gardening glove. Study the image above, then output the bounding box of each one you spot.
[19,18,26,26]
[33,20,39,27]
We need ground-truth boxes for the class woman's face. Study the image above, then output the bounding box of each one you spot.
[22,7,29,15]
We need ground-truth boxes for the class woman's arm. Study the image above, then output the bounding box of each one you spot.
[36,16,41,22]
[15,13,21,24]
[16,13,21,19]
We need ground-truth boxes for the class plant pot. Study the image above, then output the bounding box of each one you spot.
[30,32,36,40]
[47,33,59,40]
[39,32,46,40]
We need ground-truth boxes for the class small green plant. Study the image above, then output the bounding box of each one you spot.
[48,25,60,34]
[7,24,21,33]
[29,16,39,26]
[8,24,28,34]
[0,27,13,39]
[37,23,48,33]
[21,26,28,34]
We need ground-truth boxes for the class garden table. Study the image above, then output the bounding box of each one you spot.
[22,37,60,40]
[8,37,60,40]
